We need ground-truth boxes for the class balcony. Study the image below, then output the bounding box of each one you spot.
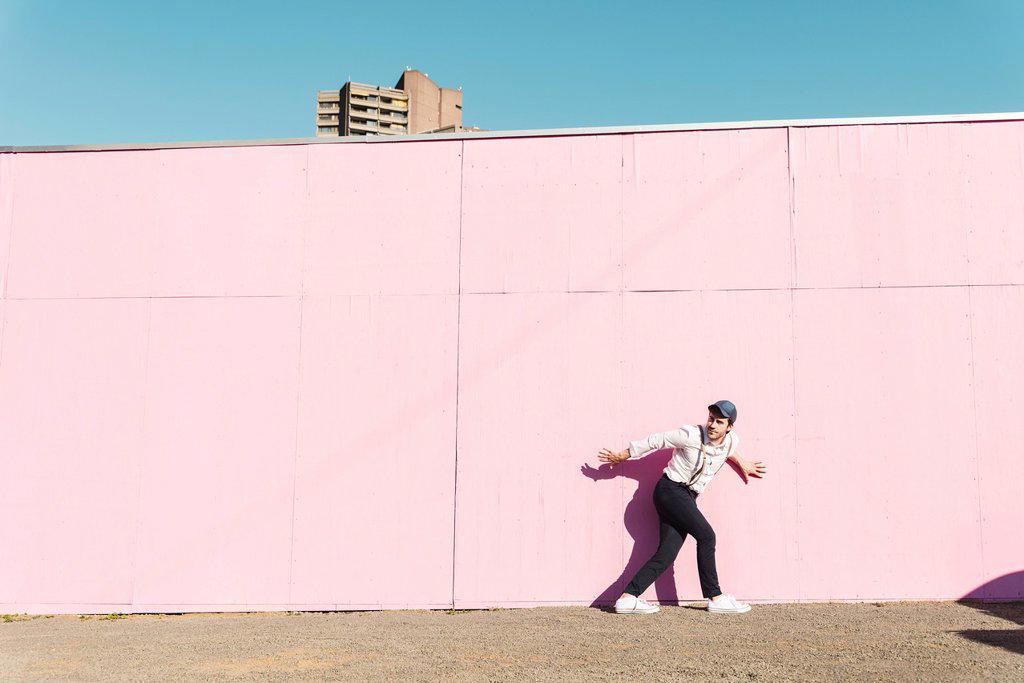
[350,95,382,107]
[349,108,380,120]
[378,99,408,112]
[349,120,379,132]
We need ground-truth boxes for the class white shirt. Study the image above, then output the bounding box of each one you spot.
[627,424,739,494]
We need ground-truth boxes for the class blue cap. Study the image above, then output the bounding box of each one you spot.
[708,400,737,424]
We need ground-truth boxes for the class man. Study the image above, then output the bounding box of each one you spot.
[598,400,766,615]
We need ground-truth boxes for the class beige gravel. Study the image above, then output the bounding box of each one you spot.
[1,601,1022,682]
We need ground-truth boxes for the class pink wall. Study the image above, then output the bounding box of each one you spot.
[1,120,1022,614]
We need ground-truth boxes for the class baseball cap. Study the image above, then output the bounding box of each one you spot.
[708,400,738,424]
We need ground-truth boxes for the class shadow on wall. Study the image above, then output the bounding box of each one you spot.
[955,572,1024,656]
[581,450,685,608]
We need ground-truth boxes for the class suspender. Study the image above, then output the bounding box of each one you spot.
[686,425,710,487]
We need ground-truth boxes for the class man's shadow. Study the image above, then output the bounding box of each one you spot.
[955,571,1024,656]
[581,450,692,609]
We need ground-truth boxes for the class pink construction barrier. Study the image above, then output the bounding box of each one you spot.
[0,119,1022,615]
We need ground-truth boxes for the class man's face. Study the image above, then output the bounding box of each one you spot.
[705,411,732,441]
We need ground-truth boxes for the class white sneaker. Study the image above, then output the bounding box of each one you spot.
[707,593,751,614]
[614,595,660,614]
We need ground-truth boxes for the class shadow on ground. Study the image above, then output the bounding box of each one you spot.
[955,571,1024,656]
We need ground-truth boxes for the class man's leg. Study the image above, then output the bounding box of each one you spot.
[657,490,722,599]
[622,519,685,597]
[688,506,721,600]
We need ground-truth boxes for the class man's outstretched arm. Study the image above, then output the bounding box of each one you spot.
[727,452,767,483]
[598,427,694,467]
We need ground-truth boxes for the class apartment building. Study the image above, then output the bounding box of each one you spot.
[316,69,464,137]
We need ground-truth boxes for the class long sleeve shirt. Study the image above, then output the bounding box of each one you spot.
[628,425,739,494]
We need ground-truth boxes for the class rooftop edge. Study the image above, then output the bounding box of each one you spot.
[3,111,1023,153]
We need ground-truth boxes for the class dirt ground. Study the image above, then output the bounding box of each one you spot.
[1,601,1022,682]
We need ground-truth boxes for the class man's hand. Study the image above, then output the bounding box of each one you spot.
[598,448,630,467]
[735,457,767,483]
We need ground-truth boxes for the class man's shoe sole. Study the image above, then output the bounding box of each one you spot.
[708,604,751,614]
[614,606,660,614]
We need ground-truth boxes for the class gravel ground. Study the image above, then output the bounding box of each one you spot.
[1,601,1022,682]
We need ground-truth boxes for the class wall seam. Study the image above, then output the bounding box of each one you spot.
[966,290,987,586]
[127,298,154,612]
[286,145,311,604]
[451,140,465,609]
[619,134,627,574]
[961,132,988,589]
[620,136,626,294]
[786,126,802,602]
[0,281,1020,302]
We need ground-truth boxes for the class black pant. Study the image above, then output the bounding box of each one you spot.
[624,474,722,599]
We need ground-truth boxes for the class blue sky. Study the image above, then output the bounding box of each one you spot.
[2,0,1022,145]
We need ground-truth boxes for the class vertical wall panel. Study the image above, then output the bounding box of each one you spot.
[968,286,1024,598]
[147,146,307,297]
[0,300,149,606]
[962,121,1024,285]
[289,294,458,608]
[304,141,462,296]
[131,298,301,607]
[460,135,623,293]
[6,151,158,298]
[790,124,971,288]
[622,129,792,291]
[454,292,625,606]
[791,288,983,599]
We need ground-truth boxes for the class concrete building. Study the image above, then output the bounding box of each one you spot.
[316,69,466,137]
